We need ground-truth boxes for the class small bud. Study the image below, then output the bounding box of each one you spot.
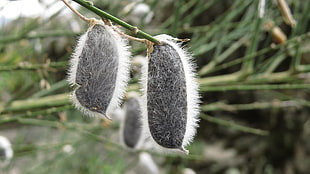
[264,20,287,44]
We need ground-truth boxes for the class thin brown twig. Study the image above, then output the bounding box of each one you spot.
[62,0,91,22]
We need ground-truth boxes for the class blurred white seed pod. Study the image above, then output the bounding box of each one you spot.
[120,92,145,150]
[0,136,13,164]
[125,152,160,174]
[131,3,154,24]
[183,168,197,174]
[131,55,147,77]
[137,152,160,174]
[62,144,75,155]
[109,107,125,124]
[122,0,154,24]
[141,34,200,154]
[68,19,130,119]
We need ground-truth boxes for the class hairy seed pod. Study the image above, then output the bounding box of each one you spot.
[68,19,130,119]
[141,34,200,154]
[120,93,144,150]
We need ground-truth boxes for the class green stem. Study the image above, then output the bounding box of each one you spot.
[291,44,301,73]
[241,16,263,74]
[297,65,310,72]
[199,70,298,86]
[201,100,310,112]
[0,31,80,44]
[203,32,309,75]
[260,51,286,74]
[17,118,62,127]
[171,0,181,36]
[198,36,246,75]
[31,80,68,98]
[199,72,242,85]
[0,93,70,113]
[200,113,269,136]
[200,83,310,92]
[71,0,160,44]
[0,61,67,71]
[0,105,73,124]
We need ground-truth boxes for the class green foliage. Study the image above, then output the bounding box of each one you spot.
[0,0,309,173]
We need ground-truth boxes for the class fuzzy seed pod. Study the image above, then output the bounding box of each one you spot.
[141,34,200,154]
[120,93,144,150]
[68,19,130,119]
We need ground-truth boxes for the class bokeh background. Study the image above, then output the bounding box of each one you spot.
[0,0,309,173]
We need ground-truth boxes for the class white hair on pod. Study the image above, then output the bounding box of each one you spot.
[141,34,200,154]
[68,19,130,119]
[120,92,145,150]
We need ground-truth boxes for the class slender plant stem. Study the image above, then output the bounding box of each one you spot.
[17,118,63,127]
[263,52,286,74]
[199,72,243,85]
[14,140,79,157]
[62,0,91,22]
[2,92,309,116]
[199,36,246,75]
[71,0,160,44]
[242,16,262,74]
[0,31,80,44]
[200,83,310,92]
[0,105,73,124]
[31,80,68,98]
[201,100,310,112]
[291,44,301,72]
[15,118,101,130]
[200,113,269,136]
[0,93,70,113]
[0,61,67,71]
[202,32,309,75]
[199,70,299,86]
[171,0,181,36]
[297,65,310,72]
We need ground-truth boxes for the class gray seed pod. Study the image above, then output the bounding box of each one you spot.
[141,34,200,154]
[120,93,144,150]
[68,19,130,119]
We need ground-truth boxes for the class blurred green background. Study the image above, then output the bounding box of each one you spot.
[0,0,309,173]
